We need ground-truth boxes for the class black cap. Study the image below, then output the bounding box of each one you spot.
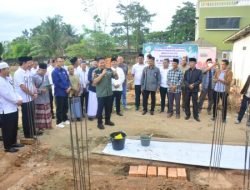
[206,58,212,62]
[96,56,105,62]
[138,53,144,57]
[18,56,33,63]
[222,59,229,65]
[111,57,117,62]
[172,58,179,64]
[70,57,78,64]
[189,58,197,62]
[39,63,47,69]
[147,54,155,61]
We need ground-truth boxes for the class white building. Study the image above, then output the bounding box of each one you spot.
[224,24,250,88]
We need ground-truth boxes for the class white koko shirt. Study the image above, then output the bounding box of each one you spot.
[14,67,35,103]
[0,76,22,114]
[131,63,147,85]
[76,67,89,93]
[111,67,125,91]
[160,67,169,88]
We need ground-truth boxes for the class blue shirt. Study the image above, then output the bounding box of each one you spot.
[52,67,70,97]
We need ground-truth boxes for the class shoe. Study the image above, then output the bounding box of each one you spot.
[0,136,2,141]
[56,123,65,128]
[176,115,180,119]
[117,113,123,116]
[5,147,19,153]
[97,124,105,129]
[198,109,202,113]
[12,144,24,148]
[105,121,115,126]
[185,116,190,120]
[142,111,147,115]
[64,120,70,125]
[160,110,164,113]
[211,117,215,121]
[194,117,201,122]
[52,115,55,119]
[136,107,139,111]
[88,117,94,121]
[167,113,173,118]
[150,111,154,115]
[207,110,212,115]
[235,120,240,124]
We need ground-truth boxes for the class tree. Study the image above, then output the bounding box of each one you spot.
[167,2,195,43]
[111,2,155,52]
[144,31,170,43]
[66,28,116,59]
[3,37,31,59]
[0,43,4,57]
[30,15,78,58]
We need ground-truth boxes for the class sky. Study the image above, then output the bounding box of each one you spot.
[0,0,197,42]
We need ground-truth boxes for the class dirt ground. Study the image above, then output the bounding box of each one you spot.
[0,92,248,190]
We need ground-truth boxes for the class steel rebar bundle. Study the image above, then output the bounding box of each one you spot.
[68,96,91,190]
[209,88,227,180]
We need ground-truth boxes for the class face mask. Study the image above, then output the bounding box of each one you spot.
[208,63,213,67]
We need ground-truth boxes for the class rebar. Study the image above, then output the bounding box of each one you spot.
[68,96,91,190]
[209,83,227,181]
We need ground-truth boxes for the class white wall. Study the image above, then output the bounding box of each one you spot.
[231,34,250,87]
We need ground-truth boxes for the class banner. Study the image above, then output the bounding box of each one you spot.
[197,47,217,69]
[143,43,198,68]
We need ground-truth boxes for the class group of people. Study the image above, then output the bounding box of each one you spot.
[133,54,249,126]
[0,53,249,153]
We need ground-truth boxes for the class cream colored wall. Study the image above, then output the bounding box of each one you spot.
[231,34,250,87]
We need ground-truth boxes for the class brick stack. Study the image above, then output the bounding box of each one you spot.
[129,165,187,180]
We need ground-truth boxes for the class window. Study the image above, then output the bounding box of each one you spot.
[206,17,240,30]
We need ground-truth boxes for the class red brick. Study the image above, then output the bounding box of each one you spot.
[158,167,167,177]
[177,168,187,180]
[147,166,157,177]
[137,165,147,177]
[129,166,138,177]
[168,168,177,178]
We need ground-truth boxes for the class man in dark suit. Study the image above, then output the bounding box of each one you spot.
[184,58,202,122]
[235,75,250,126]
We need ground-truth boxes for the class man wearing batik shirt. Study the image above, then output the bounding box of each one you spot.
[167,58,183,119]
